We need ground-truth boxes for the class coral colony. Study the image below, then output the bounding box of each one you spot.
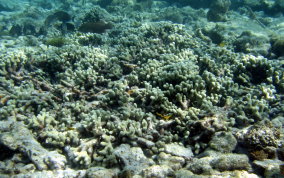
[0,0,283,177]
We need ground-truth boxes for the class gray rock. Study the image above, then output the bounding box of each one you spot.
[233,31,270,56]
[12,169,86,178]
[157,152,185,170]
[187,153,251,174]
[142,165,174,178]
[113,144,154,175]
[207,0,231,22]
[271,116,284,128]
[86,167,119,178]
[0,118,66,170]
[175,169,195,178]
[186,157,214,174]
[137,137,155,148]
[208,131,237,153]
[211,153,251,171]
[254,159,284,178]
[164,143,193,159]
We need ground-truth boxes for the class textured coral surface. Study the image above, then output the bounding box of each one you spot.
[0,0,283,177]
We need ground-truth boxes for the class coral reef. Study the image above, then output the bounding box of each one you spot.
[0,0,283,177]
[234,31,271,56]
[207,0,231,22]
[271,36,284,57]
[0,117,66,171]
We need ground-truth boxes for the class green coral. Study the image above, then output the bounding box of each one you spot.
[0,19,283,177]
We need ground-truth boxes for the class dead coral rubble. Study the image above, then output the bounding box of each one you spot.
[0,116,66,171]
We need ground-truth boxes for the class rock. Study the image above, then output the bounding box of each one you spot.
[254,159,284,177]
[277,147,284,161]
[188,115,229,150]
[175,169,194,178]
[113,144,154,175]
[207,0,231,22]
[137,137,155,148]
[0,160,36,175]
[86,167,119,178]
[177,169,258,178]
[234,31,270,56]
[0,118,66,170]
[211,154,251,171]
[157,152,185,170]
[142,165,174,178]
[11,169,86,178]
[271,116,284,128]
[271,36,284,57]
[187,153,251,174]
[228,171,259,178]
[164,143,193,159]
[186,157,214,174]
[208,131,237,153]
[236,124,280,149]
